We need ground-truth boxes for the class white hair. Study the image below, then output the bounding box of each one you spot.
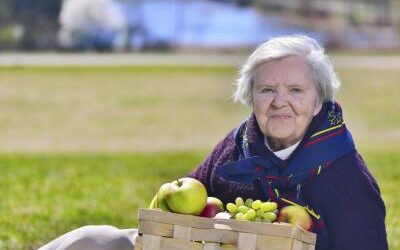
[233,35,340,106]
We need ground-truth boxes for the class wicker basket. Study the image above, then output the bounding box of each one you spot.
[135,208,316,250]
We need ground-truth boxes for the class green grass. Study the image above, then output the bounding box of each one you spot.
[0,66,247,152]
[362,150,400,250]
[337,68,400,152]
[0,151,398,249]
[0,152,205,249]
[0,65,399,249]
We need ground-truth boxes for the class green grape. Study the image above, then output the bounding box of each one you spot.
[256,209,264,217]
[226,203,237,214]
[235,212,244,220]
[260,202,278,212]
[238,205,249,213]
[262,218,272,223]
[245,198,254,207]
[235,197,244,206]
[251,200,262,210]
[242,214,252,221]
[263,212,277,222]
[245,209,256,220]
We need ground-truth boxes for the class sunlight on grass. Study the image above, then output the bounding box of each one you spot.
[0,66,248,152]
[337,68,400,152]
[0,65,398,249]
[0,152,205,249]
[0,66,399,153]
[0,151,398,249]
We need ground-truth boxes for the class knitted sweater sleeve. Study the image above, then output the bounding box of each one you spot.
[187,130,236,197]
[302,151,388,250]
[188,130,259,204]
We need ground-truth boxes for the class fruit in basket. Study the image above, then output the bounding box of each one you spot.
[277,205,312,231]
[148,188,172,212]
[260,201,277,212]
[235,197,244,206]
[251,199,262,210]
[245,198,254,207]
[162,177,207,215]
[156,183,173,212]
[226,203,237,214]
[237,205,249,213]
[214,211,231,219]
[263,212,277,222]
[235,212,244,220]
[199,197,224,218]
[149,194,158,209]
[243,209,256,220]
[227,197,278,223]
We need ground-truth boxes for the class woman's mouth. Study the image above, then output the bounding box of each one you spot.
[270,114,292,119]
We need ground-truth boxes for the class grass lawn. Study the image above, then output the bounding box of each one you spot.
[0,151,398,250]
[0,65,399,249]
[0,152,205,249]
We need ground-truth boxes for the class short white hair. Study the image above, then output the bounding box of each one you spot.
[233,35,340,106]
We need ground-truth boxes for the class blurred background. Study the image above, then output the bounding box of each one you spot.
[0,1,399,249]
[1,0,400,51]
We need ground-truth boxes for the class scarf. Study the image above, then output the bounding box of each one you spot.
[215,101,355,235]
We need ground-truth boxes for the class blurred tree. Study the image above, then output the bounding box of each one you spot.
[58,0,128,51]
[300,0,311,16]
[0,0,13,25]
[377,0,392,26]
[11,0,62,50]
[0,0,18,49]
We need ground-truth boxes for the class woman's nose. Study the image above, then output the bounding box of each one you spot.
[271,90,288,107]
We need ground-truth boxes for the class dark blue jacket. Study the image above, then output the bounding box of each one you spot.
[189,108,388,250]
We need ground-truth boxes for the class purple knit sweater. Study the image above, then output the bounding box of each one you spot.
[189,113,388,250]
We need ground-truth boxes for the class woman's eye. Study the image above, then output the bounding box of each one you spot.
[290,88,303,93]
[261,88,274,93]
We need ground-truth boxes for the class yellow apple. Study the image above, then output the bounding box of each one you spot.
[278,205,312,231]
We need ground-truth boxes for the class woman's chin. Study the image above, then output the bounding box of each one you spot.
[266,127,295,141]
[271,135,293,144]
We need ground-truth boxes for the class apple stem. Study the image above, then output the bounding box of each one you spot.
[176,179,182,187]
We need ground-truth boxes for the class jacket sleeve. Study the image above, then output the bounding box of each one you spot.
[188,129,259,204]
[303,151,388,250]
[187,130,236,197]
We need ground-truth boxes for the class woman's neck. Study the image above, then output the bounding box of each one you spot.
[266,137,301,152]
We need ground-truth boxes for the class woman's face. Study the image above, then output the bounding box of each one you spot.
[252,56,321,150]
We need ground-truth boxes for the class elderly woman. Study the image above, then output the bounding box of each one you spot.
[39,35,387,250]
[189,35,388,249]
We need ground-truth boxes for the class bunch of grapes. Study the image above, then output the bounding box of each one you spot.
[225,197,278,223]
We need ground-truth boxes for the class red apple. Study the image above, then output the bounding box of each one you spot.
[199,197,224,218]
[278,205,313,231]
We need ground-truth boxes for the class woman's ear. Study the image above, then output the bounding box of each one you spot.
[313,100,323,116]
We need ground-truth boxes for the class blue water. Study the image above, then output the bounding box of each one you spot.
[61,0,325,50]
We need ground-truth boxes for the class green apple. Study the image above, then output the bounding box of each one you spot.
[164,177,207,215]
[156,183,173,212]
[149,194,158,209]
[278,205,312,231]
